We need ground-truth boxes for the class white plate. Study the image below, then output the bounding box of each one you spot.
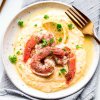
[2,1,100,99]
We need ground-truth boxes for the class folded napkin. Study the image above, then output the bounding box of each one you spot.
[0,0,100,100]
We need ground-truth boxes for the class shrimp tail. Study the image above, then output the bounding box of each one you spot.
[65,53,76,84]
[23,36,36,62]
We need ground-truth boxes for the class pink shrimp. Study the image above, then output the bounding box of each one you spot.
[52,47,70,65]
[23,34,55,62]
[23,36,37,62]
[30,47,54,77]
[53,47,76,84]
[24,34,76,80]
[52,48,65,57]
[65,48,76,84]
[53,56,68,65]
[30,47,66,77]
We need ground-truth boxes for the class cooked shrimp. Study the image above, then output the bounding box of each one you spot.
[23,36,37,62]
[53,47,76,84]
[52,48,65,57]
[30,47,67,77]
[24,35,76,80]
[54,56,68,65]
[30,47,55,77]
[24,33,55,62]
[52,47,70,65]
[65,50,76,84]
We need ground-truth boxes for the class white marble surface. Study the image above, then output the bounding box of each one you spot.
[0,0,100,100]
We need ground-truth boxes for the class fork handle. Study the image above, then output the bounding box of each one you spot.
[93,34,100,44]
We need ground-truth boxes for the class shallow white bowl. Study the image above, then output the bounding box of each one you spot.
[2,1,100,99]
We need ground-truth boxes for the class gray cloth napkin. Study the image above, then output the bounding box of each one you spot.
[0,0,100,100]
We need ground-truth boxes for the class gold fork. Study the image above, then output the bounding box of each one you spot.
[0,0,6,12]
[65,6,100,44]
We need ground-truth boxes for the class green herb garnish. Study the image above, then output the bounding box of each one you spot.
[44,15,49,19]
[57,24,62,31]
[9,55,17,64]
[66,36,68,40]
[50,51,53,54]
[18,20,24,27]
[76,45,82,49]
[63,48,66,51]
[59,67,67,75]
[16,51,20,55]
[19,65,22,70]
[34,24,37,27]
[49,38,54,44]
[60,68,67,73]
[41,39,48,47]
[59,72,61,76]
[40,29,43,31]
[58,37,62,42]
[55,57,58,63]
[68,24,74,30]
[72,42,74,44]
[20,37,23,40]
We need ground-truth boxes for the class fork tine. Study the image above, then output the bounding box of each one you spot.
[70,7,88,24]
[65,12,83,28]
[72,6,91,22]
[67,8,86,26]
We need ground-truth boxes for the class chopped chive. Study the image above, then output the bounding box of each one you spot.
[63,48,66,51]
[44,15,49,19]
[19,65,22,70]
[41,39,48,47]
[68,24,74,30]
[34,24,37,27]
[9,55,17,64]
[57,24,62,31]
[40,29,43,31]
[58,37,62,42]
[59,72,61,76]
[55,57,58,63]
[66,36,68,40]
[49,38,54,44]
[58,67,67,75]
[50,51,53,54]
[20,37,23,40]
[16,51,20,55]
[60,68,66,73]
[18,20,24,27]
[76,45,82,49]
